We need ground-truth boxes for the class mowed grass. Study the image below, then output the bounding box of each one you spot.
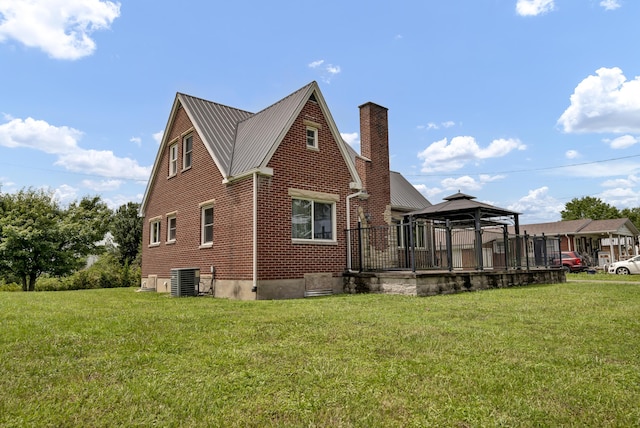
[1,283,639,427]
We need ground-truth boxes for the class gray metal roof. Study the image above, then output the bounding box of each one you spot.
[407,192,520,224]
[230,82,314,177]
[178,93,253,177]
[390,171,431,211]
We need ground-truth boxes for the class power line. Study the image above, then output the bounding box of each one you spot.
[405,154,640,178]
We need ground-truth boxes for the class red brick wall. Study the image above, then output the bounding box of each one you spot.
[141,105,253,280]
[256,99,355,280]
[357,102,391,227]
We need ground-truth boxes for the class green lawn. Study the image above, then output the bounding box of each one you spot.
[1,283,639,427]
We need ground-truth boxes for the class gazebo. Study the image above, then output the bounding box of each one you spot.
[405,192,522,271]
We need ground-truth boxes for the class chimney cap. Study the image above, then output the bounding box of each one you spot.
[358,101,388,111]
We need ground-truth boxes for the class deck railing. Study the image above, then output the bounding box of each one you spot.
[346,221,561,272]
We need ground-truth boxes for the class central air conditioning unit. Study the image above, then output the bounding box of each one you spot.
[170,268,200,297]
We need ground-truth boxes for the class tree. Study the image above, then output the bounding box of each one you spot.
[561,196,620,221]
[620,207,640,231]
[0,188,112,291]
[110,202,142,266]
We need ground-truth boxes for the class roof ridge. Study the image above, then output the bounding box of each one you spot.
[235,81,316,126]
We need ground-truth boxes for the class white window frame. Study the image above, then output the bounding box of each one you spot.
[306,126,318,150]
[169,143,178,176]
[182,134,193,170]
[167,214,176,243]
[200,203,214,247]
[291,197,336,243]
[149,218,161,246]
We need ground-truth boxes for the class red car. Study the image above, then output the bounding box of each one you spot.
[553,251,588,272]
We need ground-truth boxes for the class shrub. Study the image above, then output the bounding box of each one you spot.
[0,279,21,292]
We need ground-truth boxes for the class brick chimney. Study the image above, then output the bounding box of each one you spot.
[356,102,391,226]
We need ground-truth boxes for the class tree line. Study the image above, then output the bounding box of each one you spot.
[561,196,640,227]
[0,188,142,291]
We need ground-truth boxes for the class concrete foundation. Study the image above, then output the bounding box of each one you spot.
[344,269,565,296]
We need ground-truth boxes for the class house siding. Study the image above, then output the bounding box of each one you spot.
[256,99,354,288]
[141,106,254,295]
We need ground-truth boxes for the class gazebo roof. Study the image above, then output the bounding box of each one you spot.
[406,192,520,225]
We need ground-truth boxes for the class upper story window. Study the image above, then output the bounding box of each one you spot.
[169,143,178,176]
[306,126,318,149]
[182,134,193,170]
[201,204,214,247]
[150,219,161,246]
[292,198,335,242]
[167,215,176,243]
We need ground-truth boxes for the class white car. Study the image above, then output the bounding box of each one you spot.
[608,255,640,275]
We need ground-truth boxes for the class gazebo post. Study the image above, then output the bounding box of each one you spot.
[475,208,483,271]
[514,214,522,269]
[446,219,453,272]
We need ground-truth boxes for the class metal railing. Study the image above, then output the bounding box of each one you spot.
[346,220,561,273]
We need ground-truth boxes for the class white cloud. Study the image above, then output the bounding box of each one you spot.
[0,0,121,60]
[0,115,151,181]
[308,59,324,68]
[600,0,621,11]
[562,160,640,178]
[601,175,639,188]
[604,134,638,149]
[153,130,164,144]
[52,184,78,205]
[81,179,123,191]
[440,174,505,192]
[56,149,150,180]
[600,187,640,209]
[341,132,359,147]
[508,187,564,222]
[516,0,555,16]
[418,136,526,172]
[413,183,442,200]
[130,137,141,147]
[417,121,456,131]
[308,59,341,83]
[558,67,640,133]
[565,150,579,159]
[442,121,456,128]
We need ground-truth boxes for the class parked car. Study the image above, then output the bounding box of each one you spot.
[552,251,589,272]
[607,255,640,275]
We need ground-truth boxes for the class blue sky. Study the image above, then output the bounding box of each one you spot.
[1,0,639,223]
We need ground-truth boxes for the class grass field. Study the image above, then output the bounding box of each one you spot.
[1,282,639,427]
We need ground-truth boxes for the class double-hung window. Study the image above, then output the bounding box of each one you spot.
[306,126,318,149]
[292,198,335,241]
[167,215,176,243]
[169,143,178,176]
[149,219,161,246]
[182,134,193,170]
[201,204,214,246]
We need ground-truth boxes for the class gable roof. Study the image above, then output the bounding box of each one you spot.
[407,192,519,223]
[390,171,431,211]
[512,218,639,237]
[141,82,362,214]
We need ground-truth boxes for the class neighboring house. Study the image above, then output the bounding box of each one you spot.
[140,81,430,299]
[511,218,640,267]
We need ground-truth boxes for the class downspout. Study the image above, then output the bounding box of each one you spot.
[565,234,572,252]
[346,190,368,271]
[252,172,258,294]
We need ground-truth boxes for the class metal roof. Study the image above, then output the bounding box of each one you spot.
[178,93,253,177]
[406,192,520,223]
[230,82,314,177]
[390,171,431,211]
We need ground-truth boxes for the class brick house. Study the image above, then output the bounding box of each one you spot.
[140,81,430,299]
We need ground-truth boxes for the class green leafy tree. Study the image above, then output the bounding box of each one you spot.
[620,207,640,231]
[561,196,620,221]
[0,188,112,291]
[110,202,142,266]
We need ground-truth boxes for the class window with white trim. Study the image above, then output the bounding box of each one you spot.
[182,134,193,170]
[167,215,176,243]
[169,143,178,176]
[306,126,318,149]
[292,198,335,241]
[150,220,161,245]
[201,205,214,245]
